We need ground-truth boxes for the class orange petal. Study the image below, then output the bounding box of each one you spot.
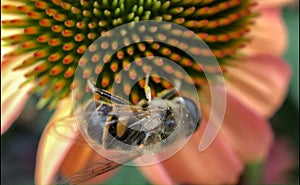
[226,54,291,117]
[60,136,116,184]
[167,128,243,184]
[243,7,288,56]
[1,59,33,134]
[219,91,274,162]
[142,120,243,185]
[35,97,76,185]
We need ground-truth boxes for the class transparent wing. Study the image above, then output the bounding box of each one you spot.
[47,102,166,143]
[57,153,139,185]
[46,113,84,143]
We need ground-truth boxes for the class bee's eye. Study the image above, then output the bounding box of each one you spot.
[182,98,200,126]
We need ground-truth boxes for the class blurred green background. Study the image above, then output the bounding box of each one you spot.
[1,5,299,185]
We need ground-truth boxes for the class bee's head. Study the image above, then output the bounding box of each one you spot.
[182,97,201,132]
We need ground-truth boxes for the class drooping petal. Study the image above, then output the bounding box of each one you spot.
[35,97,76,185]
[202,86,274,162]
[262,138,297,184]
[1,82,31,134]
[226,54,291,117]
[242,7,289,56]
[59,136,116,184]
[143,120,243,185]
[1,59,33,134]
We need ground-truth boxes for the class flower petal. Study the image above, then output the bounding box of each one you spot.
[200,86,274,162]
[35,97,76,185]
[1,59,33,134]
[257,0,294,9]
[262,138,297,184]
[139,163,174,185]
[220,92,274,162]
[144,121,243,185]
[226,54,291,117]
[243,7,289,56]
[59,136,116,184]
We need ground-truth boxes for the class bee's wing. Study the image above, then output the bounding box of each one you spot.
[46,112,85,144]
[57,153,139,185]
[47,102,165,143]
[46,110,142,144]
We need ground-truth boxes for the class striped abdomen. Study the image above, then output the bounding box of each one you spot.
[85,102,146,150]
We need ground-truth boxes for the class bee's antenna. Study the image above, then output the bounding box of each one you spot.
[174,79,182,91]
[87,79,128,105]
[144,73,152,102]
[88,79,97,93]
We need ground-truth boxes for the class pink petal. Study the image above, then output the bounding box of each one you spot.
[256,0,294,9]
[226,54,291,117]
[218,91,274,162]
[35,97,77,185]
[142,121,243,185]
[242,7,288,56]
[1,59,33,134]
[139,163,174,185]
[262,138,297,184]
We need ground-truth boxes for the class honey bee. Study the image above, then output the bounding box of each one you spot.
[54,77,200,184]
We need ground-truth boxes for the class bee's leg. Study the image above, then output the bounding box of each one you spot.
[144,73,152,102]
[157,88,177,99]
[88,79,129,105]
[143,75,183,101]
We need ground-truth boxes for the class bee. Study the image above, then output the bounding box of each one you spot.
[53,76,200,184]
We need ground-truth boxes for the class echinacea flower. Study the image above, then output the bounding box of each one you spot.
[1,0,292,184]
